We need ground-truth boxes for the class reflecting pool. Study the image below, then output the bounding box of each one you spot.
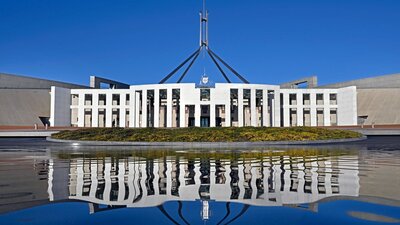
[0,137,399,225]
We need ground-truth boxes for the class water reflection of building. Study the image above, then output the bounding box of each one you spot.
[47,154,360,209]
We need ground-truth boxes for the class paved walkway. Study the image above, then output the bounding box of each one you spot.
[1,125,400,137]
[0,126,75,137]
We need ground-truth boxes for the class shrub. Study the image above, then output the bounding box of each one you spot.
[52,127,362,142]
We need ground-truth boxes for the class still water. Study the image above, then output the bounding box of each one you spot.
[0,137,399,225]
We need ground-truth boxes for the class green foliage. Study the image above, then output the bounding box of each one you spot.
[52,127,362,142]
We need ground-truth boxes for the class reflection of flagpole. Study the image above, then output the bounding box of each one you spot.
[201,200,210,220]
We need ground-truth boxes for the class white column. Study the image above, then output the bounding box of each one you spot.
[120,107,126,128]
[166,88,173,127]
[263,89,269,127]
[283,93,290,127]
[141,90,147,128]
[154,89,160,128]
[210,104,216,127]
[225,101,231,127]
[135,91,141,128]
[310,93,317,126]
[77,93,85,127]
[324,93,331,126]
[119,93,126,127]
[106,93,112,127]
[92,94,99,127]
[251,89,257,127]
[273,90,281,127]
[129,92,135,128]
[180,104,186,127]
[297,93,304,126]
[238,88,244,127]
[195,104,201,127]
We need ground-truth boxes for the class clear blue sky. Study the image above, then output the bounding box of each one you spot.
[0,0,399,86]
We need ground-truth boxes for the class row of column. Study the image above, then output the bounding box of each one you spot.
[75,93,130,128]
[136,89,174,128]
[134,88,281,128]
[282,92,336,127]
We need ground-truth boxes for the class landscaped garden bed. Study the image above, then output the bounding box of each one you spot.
[52,127,362,142]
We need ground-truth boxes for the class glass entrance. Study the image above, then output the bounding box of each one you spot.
[200,105,210,127]
[200,117,210,127]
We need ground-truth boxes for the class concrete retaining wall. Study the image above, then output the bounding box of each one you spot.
[47,136,367,147]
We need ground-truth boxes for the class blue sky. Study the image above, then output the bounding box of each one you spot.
[0,0,399,86]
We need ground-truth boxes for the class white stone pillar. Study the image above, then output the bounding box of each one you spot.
[210,104,216,127]
[106,93,112,127]
[251,89,257,127]
[129,92,135,128]
[238,88,244,127]
[92,94,99,127]
[120,94,126,128]
[77,93,85,127]
[135,91,141,128]
[195,104,201,127]
[263,89,269,127]
[180,104,186,127]
[297,93,304,126]
[120,107,126,128]
[324,93,331,126]
[225,101,231,128]
[141,90,147,128]
[273,90,281,127]
[154,89,160,128]
[166,88,173,128]
[310,93,317,126]
[283,93,290,127]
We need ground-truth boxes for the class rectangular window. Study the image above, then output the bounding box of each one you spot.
[243,89,251,100]
[303,108,311,126]
[330,94,337,105]
[112,109,120,127]
[290,108,297,127]
[99,94,106,106]
[112,94,120,106]
[84,94,92,106]
[98,109,106,127]
[126,94,130,105]
[289,94,297,105]
[84,109,92,127]
[200,89,210,101]
[71,94,79,106]
[303,94,310,105]
[70,108,78,126]
[330,109,337,126]
[126,109,130,127]
[316,94,324,105]
[317,109,324,126]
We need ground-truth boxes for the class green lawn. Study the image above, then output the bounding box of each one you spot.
[52,127,362,142]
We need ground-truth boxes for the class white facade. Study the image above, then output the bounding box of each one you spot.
[50,83,357,128]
